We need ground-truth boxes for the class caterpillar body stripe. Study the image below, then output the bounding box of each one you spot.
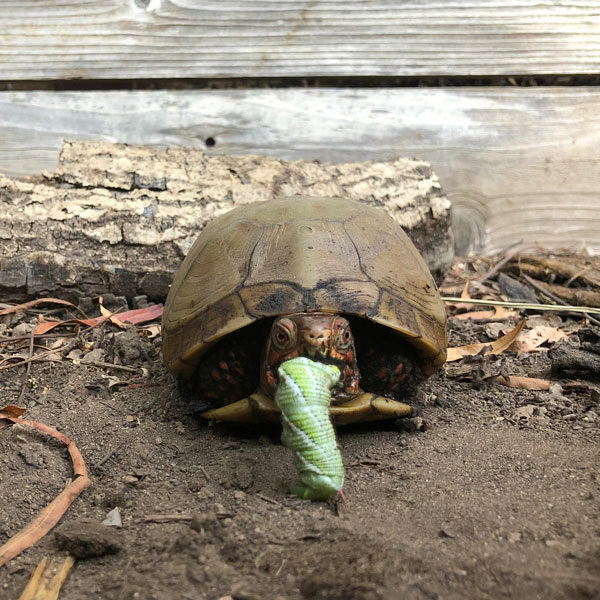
[275,356,343,500]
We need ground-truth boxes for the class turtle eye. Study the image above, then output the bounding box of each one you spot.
[271,318,297,350]
[335,325,353,349]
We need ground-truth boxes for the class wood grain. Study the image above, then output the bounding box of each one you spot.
[1,87,599,254]
[1,1,599,80]
[0,141,452,301]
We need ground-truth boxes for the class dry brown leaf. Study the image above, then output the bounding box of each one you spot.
[139,324,161,339]
[508,324,568,354]
[446,319,526,362]
[492,375,552,391]
[452,306,517,321]
[0,405,27,418]
[33,304,163,336]
[99,303,127,330]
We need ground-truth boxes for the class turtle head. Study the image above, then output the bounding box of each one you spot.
[261,313,359,399]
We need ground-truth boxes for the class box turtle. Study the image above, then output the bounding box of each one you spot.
[162,196,447,498]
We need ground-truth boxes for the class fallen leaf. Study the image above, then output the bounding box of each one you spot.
[0,405,27,418]
[509,324,568,354]
[117,304,164,325]
[452,306,517,321]
[446,319,526,362]
[139,323,161,339]
[33,304,163,335]
[493,375,552,390]
[99,302,127,330]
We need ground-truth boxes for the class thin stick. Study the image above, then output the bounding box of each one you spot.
[256,492,283,507]
[74,359,137,373]
[520,274,600,327]
[93,444,122,471]
[477,250,516,284]
[0,347,68,371]
[18,326,36,403]
[441,297,600,316]
[0,415,91,567]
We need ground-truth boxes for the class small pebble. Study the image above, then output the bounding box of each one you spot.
[54,520,121,558]
[398,416,426,433]
[12,323,33,337]
[101,507,122,528]
[81,348,106,363]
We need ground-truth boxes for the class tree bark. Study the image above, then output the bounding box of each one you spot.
[0,141,453,303]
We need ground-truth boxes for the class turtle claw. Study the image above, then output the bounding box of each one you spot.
[200,392,281,423]
[329,393,412,425]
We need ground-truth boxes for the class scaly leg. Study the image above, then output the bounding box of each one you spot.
[200,391,412,425]
[329,393,412,425]
[200,391,280,423]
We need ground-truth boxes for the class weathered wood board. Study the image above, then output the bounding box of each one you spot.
[0,141,452,302]
[1,1,599,80]
[1,88,599,255]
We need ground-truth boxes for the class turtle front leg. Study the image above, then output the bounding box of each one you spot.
[200,391,412,425]
[200,392,281,423]
[329,393,412,425]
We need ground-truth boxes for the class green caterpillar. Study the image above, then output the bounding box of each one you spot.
[275,356,344,500]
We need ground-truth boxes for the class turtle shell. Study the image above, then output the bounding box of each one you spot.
[162,196,447,379]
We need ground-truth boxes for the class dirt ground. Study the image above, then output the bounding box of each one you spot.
[1,304,599,600]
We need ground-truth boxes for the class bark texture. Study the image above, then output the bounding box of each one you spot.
[0,141,453,302]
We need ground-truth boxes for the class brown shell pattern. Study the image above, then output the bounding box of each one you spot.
[162,196,447,378]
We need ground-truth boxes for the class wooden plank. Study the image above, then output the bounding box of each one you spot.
[0,87,599,255]
[1,1,600,80]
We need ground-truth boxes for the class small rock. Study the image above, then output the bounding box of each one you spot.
[54,520,121,558]
[439,526,456,539]
[512,405,536,422]
[398,416,426,433]
[19,444,45,468]
[132,295,148,309]
[113,328,143,364]
[122,475,139,485]
[81,348,106,363]
[231,582,258,600]
[452,567,467,577]
[12,323,33,338]
[233,491,246,501]
[549,383,563,396]
[101,507,122,528]
[562,413,578,421]
[67,349,83,360]
[583,410,597,422]
[507,531,522,543]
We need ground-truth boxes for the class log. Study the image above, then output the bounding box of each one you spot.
[0,141,453,303]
